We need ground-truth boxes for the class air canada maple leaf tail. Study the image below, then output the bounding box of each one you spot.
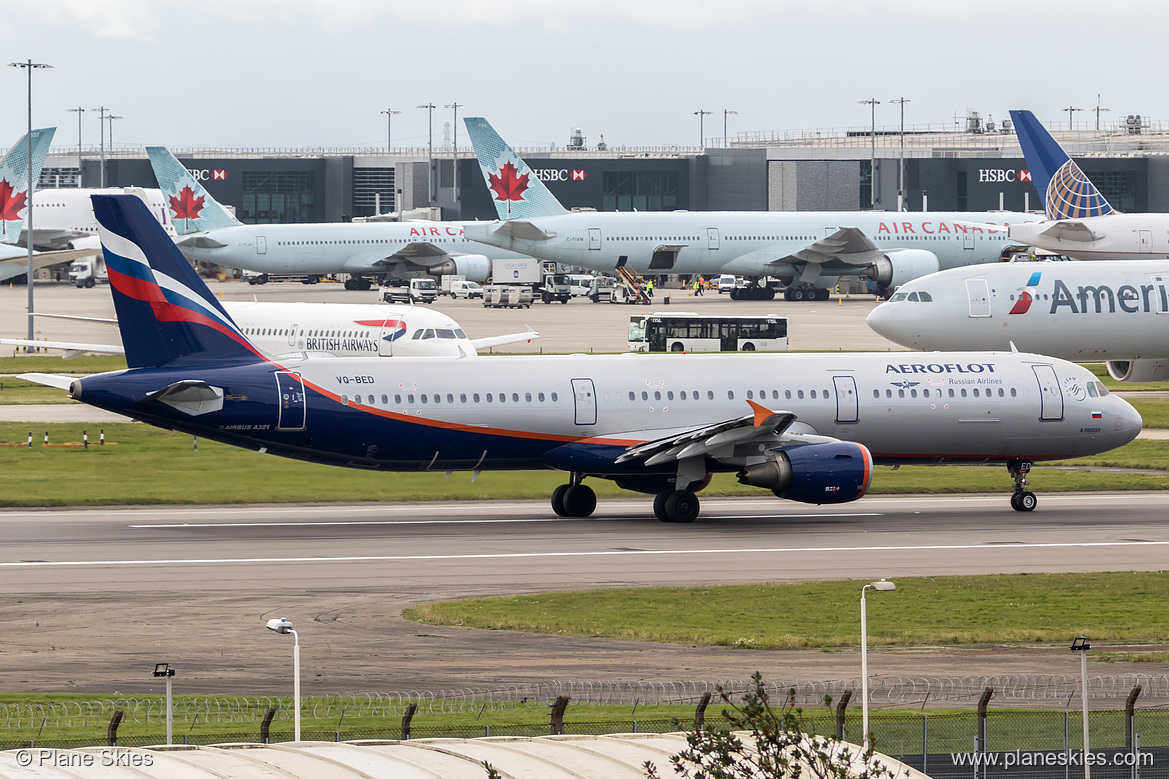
[0,127,55,244]
[93,194,264,368]
[464,117,568,221]
[1010,109,1113,221]
[146,146,241,235]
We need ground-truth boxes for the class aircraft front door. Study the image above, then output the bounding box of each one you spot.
[380,318,406,356]
[966,278,991,318]
[833,376,859,423]
[1140,230,1153,253]
[256,236,267,255]
[275,371,307,431]
[1032,364,1064,421]
[287,323,298,348]
[962,230,974,250]
[707,227,720,250]
[570,378,597,425]
[588,228,602,250]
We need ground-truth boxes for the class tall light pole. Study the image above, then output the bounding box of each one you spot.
[152,664,176,745]
[1064,106,1082,131]
[445,103,463,201]
[418,103,436,203]
[1093,96,1110,132]
[107,115,123,152]
[858,99,880,208]
[889,98,910,211]
[266,618,300,742]
[67,107,85,187]
[8,59,53,344]
[381,109,401,153]
[860,578,896,747]
[694,110,713,148]
[723,109,738,148]
[92,106,110,187]
[1072,635,1092,779]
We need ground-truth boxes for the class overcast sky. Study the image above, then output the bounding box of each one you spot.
[3,0,1163,153]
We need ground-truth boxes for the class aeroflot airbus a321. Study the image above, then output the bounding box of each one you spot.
[23,195,1141,518]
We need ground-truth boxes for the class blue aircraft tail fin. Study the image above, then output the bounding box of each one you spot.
[1,127,56,244]
[92,194,263,368]
[464,117,569,220]
[1010,109,1113,220]
[146,146,242,235]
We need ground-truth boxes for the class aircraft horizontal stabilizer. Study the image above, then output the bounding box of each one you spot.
[17,372,77,390]
[1038,220,1104,243]
[176,235,230,250]
[145,380,224,416]
[493,220,556,242]
[615,406,799,466]
[1,338,124,358]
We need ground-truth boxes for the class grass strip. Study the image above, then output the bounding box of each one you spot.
[404,572,1169,650]
[0,422,1166,506]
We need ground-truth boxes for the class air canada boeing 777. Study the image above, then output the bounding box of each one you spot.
[461,117,1039,300]
[23,195,1141,518]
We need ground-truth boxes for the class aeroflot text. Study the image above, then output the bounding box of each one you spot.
[951,750,1152,770]
[886,363,996,374]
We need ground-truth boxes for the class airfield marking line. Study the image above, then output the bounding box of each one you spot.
[127,513,883,528]
[3,540,1168,568]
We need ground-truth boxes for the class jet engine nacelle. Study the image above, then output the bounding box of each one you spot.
[735,441,872,505]
[865,249,940,290]
[427,254,490,282]
[1107,358,1169,383]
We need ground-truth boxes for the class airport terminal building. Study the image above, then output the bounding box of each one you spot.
[42,119,1169,222]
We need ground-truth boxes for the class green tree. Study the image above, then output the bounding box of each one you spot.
[645,673,900,779]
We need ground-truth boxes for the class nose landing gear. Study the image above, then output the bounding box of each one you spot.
[551,474,596,517]
[1008,459,1037,512]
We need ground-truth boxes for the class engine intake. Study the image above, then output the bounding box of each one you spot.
[865,249,940,290]
[427,254,490,282]
[736,441,873,505]
[1107,359,1169,383]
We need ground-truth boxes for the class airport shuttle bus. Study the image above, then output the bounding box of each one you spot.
[628,313,788,353]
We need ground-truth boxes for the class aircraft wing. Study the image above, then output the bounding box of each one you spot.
[762,227,885,283]
[379,241,453,261]
[612,401,826,467]
[2,338,124,359]
[1037,220,1105,243]
[176,235,230,250]
[18,227,91,251]
[0,247,100,283]
[470,326,539,351]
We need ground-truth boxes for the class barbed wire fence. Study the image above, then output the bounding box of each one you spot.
[6,674,1169,730]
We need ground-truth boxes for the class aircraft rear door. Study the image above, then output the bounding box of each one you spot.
[570,378,597,425]
[966,278,991,318]
[962,230,974,250]
[275,371,307,430]
[588,228,601,250]
[707,228,720,250]
[833,376,859,423]
[1032,364,1063,421]
[256,236,267,255]
[1140,230,1153,253]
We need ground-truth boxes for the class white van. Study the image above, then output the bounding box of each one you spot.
[450,280,484,299]
[717,274,737,294]
[567,274,594,297]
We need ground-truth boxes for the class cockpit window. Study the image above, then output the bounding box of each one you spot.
[422,328,435,339]
[1087,382,1099,398]
[907,292,919,302]
[889,292,908,302]
[455,329,468,339]
[918,291,933,302]
[1096,381,1110,396]
[436,329,457,339]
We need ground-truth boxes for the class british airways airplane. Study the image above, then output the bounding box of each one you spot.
[146,146,520,289]
[986,110,1167,260]
[867,260,1169,382]
[460,118,1038,301]
[23,195,1140,517]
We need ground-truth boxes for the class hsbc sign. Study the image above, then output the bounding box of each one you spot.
[978,168,1031,183]
[183,167,228,182]
[532,168,587,182]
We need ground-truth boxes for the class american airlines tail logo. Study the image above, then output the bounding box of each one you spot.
[1008,272,1043,315]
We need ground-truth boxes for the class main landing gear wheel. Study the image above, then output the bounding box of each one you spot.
[551,484,571,517]
[656,490,700,523]
[1007,459,1037,512]
[562,484,596,517]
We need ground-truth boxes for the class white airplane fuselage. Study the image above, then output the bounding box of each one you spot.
[464,211,1036,281]
[1008,213,1169,260]
[175,221,517,280]
[30,188,172,248]
[866,260,1169,380]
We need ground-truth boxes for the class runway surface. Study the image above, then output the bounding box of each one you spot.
[2,493,1167,694]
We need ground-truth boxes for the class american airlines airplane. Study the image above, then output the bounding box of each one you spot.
[988,110,1165,259]
[460,118,1038,301]
[866,260,1169,382]
[2,301,538,359]
[146,146,522,289]
[22,195,1141,517]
